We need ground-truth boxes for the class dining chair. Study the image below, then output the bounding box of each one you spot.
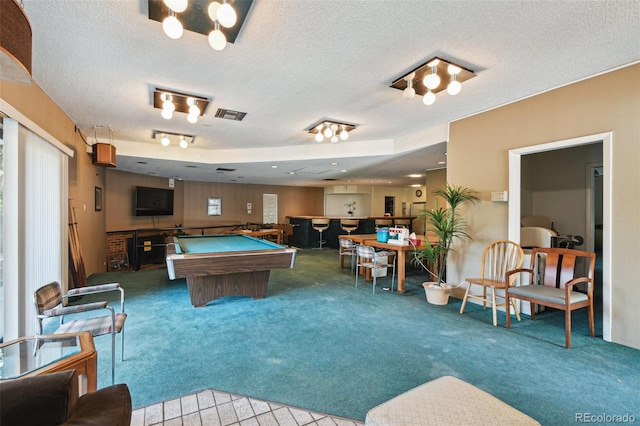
[34,281,127,384]
[459,240,525,326]
[505,247,596,348]
[355,245,396,294]
[339,237,357,273]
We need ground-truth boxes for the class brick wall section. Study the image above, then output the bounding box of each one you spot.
[107,231,168,271]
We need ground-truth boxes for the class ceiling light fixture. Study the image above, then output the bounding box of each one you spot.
[391,56,475,106]
[308,120,357,143]
[150,0,253,50]
[152,130,194,148]
[153,88,209,123]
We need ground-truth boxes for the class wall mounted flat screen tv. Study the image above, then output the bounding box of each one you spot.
[134,186,174,216]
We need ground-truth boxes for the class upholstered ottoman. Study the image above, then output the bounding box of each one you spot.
[365,376,539,425]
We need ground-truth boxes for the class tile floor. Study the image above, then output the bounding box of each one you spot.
[130,389,365,426]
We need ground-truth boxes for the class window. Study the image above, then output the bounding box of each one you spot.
[384,196,395,216]
[1,111,70,340]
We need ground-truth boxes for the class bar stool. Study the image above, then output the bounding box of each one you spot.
[311,218,330,249]
[340,219,359,235]
[375,218,393,228]
[394,218,411,228]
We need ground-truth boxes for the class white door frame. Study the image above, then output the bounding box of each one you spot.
[508,132,612,342]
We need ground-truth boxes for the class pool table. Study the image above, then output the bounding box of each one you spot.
[166,234,296,307]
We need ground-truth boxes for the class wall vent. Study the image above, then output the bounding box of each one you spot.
[216,167,236,172]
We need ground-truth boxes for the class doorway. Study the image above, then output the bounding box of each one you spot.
[508,132,612,342]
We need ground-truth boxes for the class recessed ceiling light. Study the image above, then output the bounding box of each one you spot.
[271,165,278,168]
[438,161,446,165]
[408,174,422,178]
[330,162,338,165]
[288,171,295,175]
[411,184,422,188]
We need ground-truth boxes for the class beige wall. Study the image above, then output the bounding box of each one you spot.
[425,168,447,211]
[1,80,108,278]
[448,64,640,349]
[105,169,324,232]
[522,143,603,241]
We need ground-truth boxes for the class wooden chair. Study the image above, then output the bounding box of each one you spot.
[505,247,596,348]
[460,240,525,326]
[34,281,127,384]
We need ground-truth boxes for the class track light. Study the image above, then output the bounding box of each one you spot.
[208,21,226,50]
[162,11,183,39]
[217,1,237,28]
[164,0,188,13]
[403,72,416,99]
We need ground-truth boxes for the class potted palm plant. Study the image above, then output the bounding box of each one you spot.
[412,184,479,304]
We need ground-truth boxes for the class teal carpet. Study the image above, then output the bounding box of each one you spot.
[72,249,638,424]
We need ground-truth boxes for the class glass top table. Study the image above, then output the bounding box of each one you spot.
[0,334,80,379]
[0,333,97,393]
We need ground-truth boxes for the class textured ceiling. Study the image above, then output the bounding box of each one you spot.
[21,0,640,187]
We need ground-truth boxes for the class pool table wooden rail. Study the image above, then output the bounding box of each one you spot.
[166,249,296,278]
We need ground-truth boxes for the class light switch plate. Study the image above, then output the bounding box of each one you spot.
[491,191,508,202]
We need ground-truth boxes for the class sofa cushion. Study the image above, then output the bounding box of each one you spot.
[508,285,589,306]
[365,376,539,426]
[0,370,78,426]
[61,384,132,426]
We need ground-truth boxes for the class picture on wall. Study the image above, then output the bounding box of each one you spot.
[207,197,222,216]
[95,186,102,211]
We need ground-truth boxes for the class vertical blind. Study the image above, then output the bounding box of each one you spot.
[2,119,68,339]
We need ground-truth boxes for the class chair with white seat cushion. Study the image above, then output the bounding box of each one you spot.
[355,245,396,294]
[505,247,596,348]
[339,237,357,273]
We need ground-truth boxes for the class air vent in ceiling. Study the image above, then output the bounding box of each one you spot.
[216,167,236,172]
[215,108,247,121]
[323,178,338,181]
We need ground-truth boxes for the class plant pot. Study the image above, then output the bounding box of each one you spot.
[422,282,452,305]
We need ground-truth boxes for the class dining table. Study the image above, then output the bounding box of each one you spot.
[338,234,429,293]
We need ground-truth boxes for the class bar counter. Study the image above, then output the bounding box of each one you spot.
[286,216,415,249]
